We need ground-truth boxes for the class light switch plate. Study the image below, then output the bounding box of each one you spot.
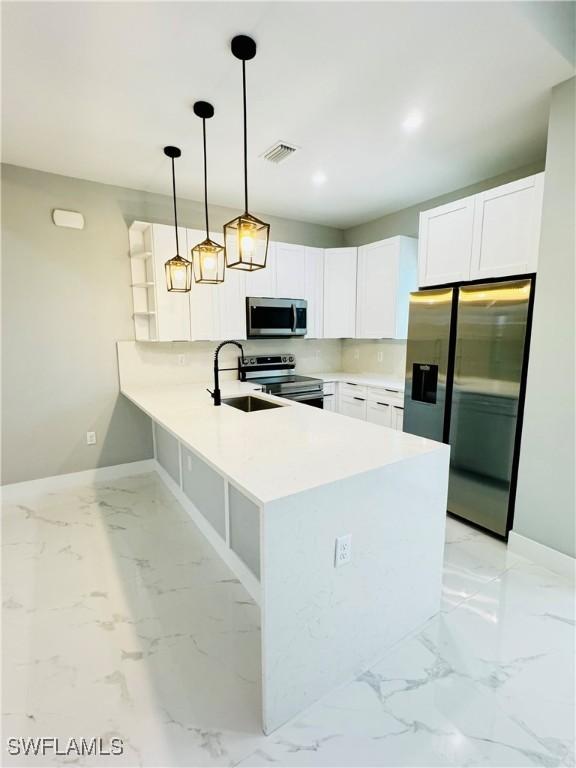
[86,431,97,445]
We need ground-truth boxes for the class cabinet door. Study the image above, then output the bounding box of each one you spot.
[418,198,475,287]
[275,243,306,298]
[356,239,398,338]
[218,267,246,340]
[339,394,367,420]
[304,247,324,338]
[188,229,219,341]
[244,242,277,298]
[323,248,357,338]
[152,224,191,341]
[323,393,337,411]
[366,400,393,427]
[470,173,544,279]
[392,405,404,431]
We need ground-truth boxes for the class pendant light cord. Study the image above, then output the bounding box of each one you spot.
[242,59,248,214]
[171,157,180,255]
[203,119,210,237]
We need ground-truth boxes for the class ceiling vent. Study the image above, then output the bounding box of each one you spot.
[261,141,298,164]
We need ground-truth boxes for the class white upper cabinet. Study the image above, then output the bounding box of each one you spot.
[418,173,544,287]
[304,247,324,338]
[323,247,357,338]
[188,229,219,341]
[151,223,191,341]
[356,236,418,339]
[418,197,475,287]
[244,242,277,298]
[187,229,246,341]
[219,266,246,340]
[275,242,307,299]
[470,173,544,279]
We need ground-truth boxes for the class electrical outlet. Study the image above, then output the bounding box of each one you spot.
[86,431,97,446]
[353,349,360,360]
[187,455,192,472]
[377,350,383,362]
[178,354,186,366]
[334,534,352,567]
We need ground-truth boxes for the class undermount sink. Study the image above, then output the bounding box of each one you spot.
[222,395,284,413]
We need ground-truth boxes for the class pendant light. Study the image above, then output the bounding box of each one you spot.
[191,101,225,284]
[164,146,192,292]
[224,35,270,271]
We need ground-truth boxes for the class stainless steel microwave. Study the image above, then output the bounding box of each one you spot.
[246,297,307,337]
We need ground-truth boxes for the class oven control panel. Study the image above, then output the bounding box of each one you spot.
[239,354,296,380]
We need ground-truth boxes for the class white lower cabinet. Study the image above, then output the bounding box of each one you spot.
[333,382,404,431]
[392,405,404,431]
[323,382,337,411]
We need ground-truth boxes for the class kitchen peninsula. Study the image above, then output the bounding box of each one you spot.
[117,341,450,734]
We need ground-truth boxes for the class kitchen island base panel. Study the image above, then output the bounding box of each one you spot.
[261,447,449,734]
[155,460,262,605]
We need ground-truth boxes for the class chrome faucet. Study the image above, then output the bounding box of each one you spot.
[208,340,245,406]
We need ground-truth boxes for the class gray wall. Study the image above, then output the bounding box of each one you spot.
[1,164,344,485]
[344,161,545,245]
[514,78,575,557]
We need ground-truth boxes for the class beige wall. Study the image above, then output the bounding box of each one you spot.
[514,78,575,557]
[1,164,344,485]
[344,160,545,246]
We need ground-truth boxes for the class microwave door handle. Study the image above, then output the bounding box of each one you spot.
[291,303,297,333]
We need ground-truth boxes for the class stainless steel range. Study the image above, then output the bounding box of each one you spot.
[238,354,324,408]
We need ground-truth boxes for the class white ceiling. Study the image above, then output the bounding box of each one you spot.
[2,2,574,228]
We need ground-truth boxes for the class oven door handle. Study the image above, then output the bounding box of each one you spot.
[283,391,323,402]
[291,303,297,333]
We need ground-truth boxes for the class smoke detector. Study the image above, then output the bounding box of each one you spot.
[261,141,298,164]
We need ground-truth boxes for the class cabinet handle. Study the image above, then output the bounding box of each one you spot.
[324,393,334,397]
[393,406,403,411]
[353,396,365,402]
[376,402,390,407]
[385,388,399,393]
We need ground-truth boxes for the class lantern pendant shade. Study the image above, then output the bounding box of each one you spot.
[226,36,270,271]
[192,237,225,284]
[165,254,192,292]
[163,145,192,292]
[224,212,269,271]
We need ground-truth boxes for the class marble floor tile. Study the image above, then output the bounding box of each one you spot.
[3,472,574,768]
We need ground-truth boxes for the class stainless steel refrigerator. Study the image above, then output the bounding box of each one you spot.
[403,277,534,538]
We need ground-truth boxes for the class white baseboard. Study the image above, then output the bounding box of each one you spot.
[154,460,261,605]
[1,460,156,503]
[508,531,576,582]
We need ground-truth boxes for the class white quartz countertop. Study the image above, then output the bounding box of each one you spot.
[121,380,445,506]
[311,371,405,391]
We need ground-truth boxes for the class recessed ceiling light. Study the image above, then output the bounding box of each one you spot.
[402,110,423,132]
[312,171,327,186]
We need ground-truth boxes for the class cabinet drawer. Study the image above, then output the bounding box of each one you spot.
[366,400,393,428]
[323,382,337,395]
[341,382,367,399]
[339,394,367,420]
[367,386,403,406]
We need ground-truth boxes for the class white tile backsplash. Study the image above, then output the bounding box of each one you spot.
[342,339,407,378]
[117,338,343,388]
